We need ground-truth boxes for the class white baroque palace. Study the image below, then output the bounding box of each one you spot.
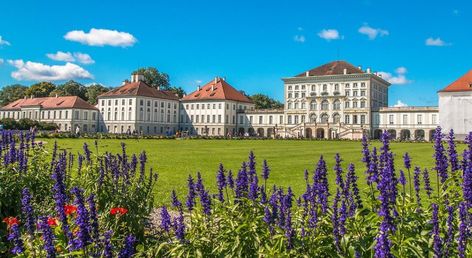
[1,60,471,140]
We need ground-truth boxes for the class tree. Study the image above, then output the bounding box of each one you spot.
[25,82,56,98]
[54,80,87,100]
[132,67,170,90]
[86,84,110,105]
[168,86,186,98]
[249,94,284,110]
[0,84,28,106]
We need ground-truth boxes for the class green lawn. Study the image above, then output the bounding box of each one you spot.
[40,138,465,204]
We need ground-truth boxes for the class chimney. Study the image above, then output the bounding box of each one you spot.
[214,77,218,83]
[305,71,309,77]
[343,68,347,75]
[211,85,215,91]
[197,86,201,91]
[30,95,33,99]
[55,94,58,98]
[357,65,362,71]
[366,67,371,73]
[131,74,144,83]
[157,85,160,91]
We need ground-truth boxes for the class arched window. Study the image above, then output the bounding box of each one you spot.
[321,100,329,110]
[309,113,317,123]
[333,113,341,123]
[310,100,317,110]
[333,99,341,110]
[320,113,329,124]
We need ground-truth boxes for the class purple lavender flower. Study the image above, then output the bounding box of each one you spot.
[313,155,329,213]
[347,163,362,211]
[77,154,84,175]
[332,189,341,251]
[284,210,294,249]
[171,190,182,210]
[374,221,392,258]
[431,203,442,257]
[216,163,226,202]
[87,194,99,243]
[199,189,212,216]
[7,224,24,255]
[423,168,433,198]
[227,170,234,189]
[118,235,136,258]
[334,153,344,190]
[160,206,172,232]
[433,127,449,186]
[370,147,379,184]
[174,211,186,242]
[248,151,256,179]
[263,206,272,225]
[195,171,204,193]
[447,129,460,172]
[399,170,406,186]
[235,164,249,199]
[248,175,259,200]
[458,202,467,258]
[260,186,267,204]
[403,152,413,198]
[463,165,472,207]
[339,199,347,236]
[38,216,56,258]
[21,188,35,236]
[71,187,91,249]
[413,167,422,208]
[139,151,147,182]
[445,206,454,257]
[185,175,196,211]
[261,160,270,181]
[103,230,113,258]
[83,142,91,163]
[304,169,309,183]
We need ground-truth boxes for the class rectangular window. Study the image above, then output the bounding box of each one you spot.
[345,115,350,124]
[360,115,365,124]
[432,114,437,124]
[403,115,408,125]
[259,116,263,124]
[389,114,394,125]
[417,114,423,125]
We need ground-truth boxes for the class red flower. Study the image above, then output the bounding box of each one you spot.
[110,207,128,216]
[2,217,19,227]
[47,217,58,227]
[64,205,77,216]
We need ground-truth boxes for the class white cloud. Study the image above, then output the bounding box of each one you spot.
[73,52,95,64]
[0,36,11,46]
[358,24,389,40]
[47,51,75,62]
[64,28,137,47]
[7,59,93,81]
[294,35,306,43]
[195,80,202,84]
[318,29,341,41]
[0,58,3,64]
[425,37,450,46]
[393,100,408,107]
[378,66,411,85]
[46,51,95,64]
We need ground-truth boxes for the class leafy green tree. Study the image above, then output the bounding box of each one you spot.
[61,80,87,100]
[86,84,110,105]
[0,84,28,106]
[132,67,170,90]
[25,82,56,98]
[249,94,284,109]
[169,86,186,98]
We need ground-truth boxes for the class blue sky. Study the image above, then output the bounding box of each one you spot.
[0,0,470,106]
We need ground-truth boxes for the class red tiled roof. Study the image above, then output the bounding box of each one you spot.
[99,81,179,100]
[1,96,98,111]
[295,60,365,77]
[182,78,253,103]
[439,70,472,92]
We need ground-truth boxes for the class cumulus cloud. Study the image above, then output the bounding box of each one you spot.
[46,51,95,64]
[358,24,389,40]
[64,28,137,47]
[378,66,411,85]
[318,29,341,41]
[0,36,10,46]
[425,37,450,46]
[47,51,75,62]
[73,52,95,64]
[393,100,408,107]
[294,35,306,43]
[7,59,93,81]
